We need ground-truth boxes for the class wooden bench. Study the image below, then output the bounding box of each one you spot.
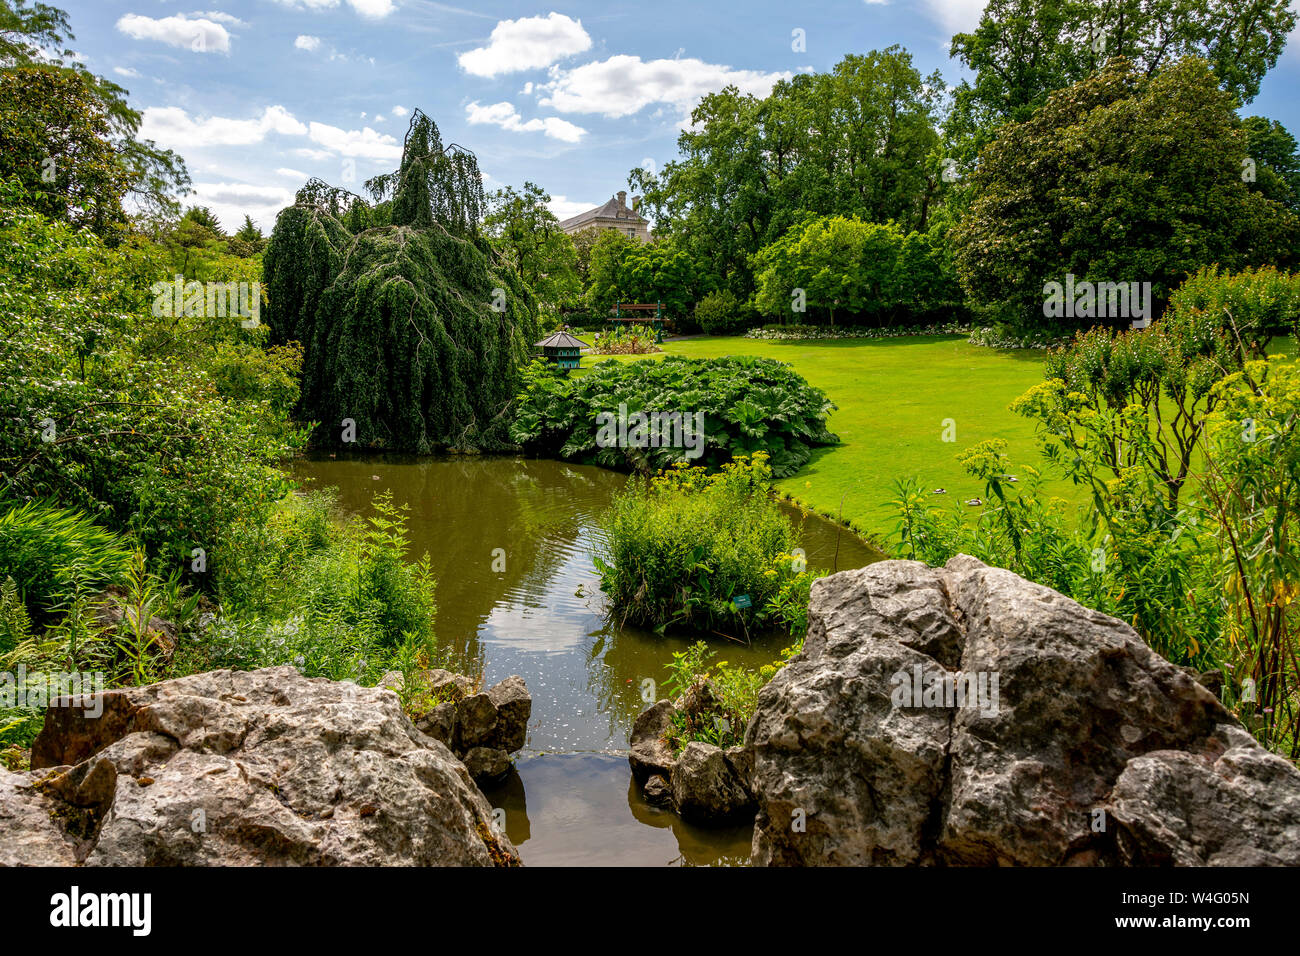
[610,302,664,342]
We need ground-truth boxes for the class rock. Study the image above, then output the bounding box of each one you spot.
[456,676,530,753]
[670,741,755,824]
[373,671,529,782]
[724,745,753,793]
[414,701,458,748]
[462,747,511,782]
[485,675,531,753]
[1110,725,1300,866]
[629,700,678,782]
[19,666,519,866]
[748,555,1300,867]
[0,768,81,866]
[643,774,673,807]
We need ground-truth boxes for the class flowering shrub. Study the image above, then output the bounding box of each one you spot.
[745,321,971,341]
[590,323,662,354]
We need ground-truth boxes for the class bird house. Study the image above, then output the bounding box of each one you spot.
[535,330,588,372]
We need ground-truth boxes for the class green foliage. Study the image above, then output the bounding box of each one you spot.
[263,111,541,452]
[1201,360,1300,756]
[589,324,661,355]
[0,182,298,580]
[1015,267,1299,513]
[952,58,1299,334]
[586,231,700,318]
[947,0,1297,163]
[631,48,947,297]
[510,355,838,477]
[693,290,756,336]
[1243,116,1300,213]
[751,216,962,325]
[593,453,821,638]
[0,3,190,227]
[175,490,439,685]
[484,181,580,316]
[661,639,802,751]
[0,67,130,236]
[0,499,131,622]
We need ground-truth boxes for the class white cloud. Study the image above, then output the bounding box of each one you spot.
[921,0,987,33]
[267,0,394,18]
[547,194,598,221]
[465,100,586,143]
[458,13,591,78]
[140,105,307,148]
[294,147,334,160]
[391,105,408,116]
[189,181,296,233]
[276,167,310,179]
[113,66,141,78]
[347,0,395,16]
[307,121,402,159]
[116,14,232,53]
[294,34,322,51]
[195,11,246,27]
[539,55,791,119]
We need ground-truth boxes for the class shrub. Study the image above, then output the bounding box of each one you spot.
[694,290,755,335]
[593,453,820,637]
[661,639,802,752]
[589,324,662,355]
[0,500,132,622]
[751,216,962,325]
[510,355,838,477]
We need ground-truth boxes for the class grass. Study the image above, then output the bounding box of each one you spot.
[580,334,1063,541]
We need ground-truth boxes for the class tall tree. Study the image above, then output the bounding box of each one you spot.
[631,47,945,298]
[483,182,580,312]
[948,0,1297,158]
[0,0,191,226]
[951,57,1299,332]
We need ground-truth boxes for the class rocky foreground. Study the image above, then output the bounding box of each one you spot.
[634,555,1300,866]
[1,667,520,866]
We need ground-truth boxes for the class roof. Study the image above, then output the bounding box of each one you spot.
[535,331,589,349]
[557,195,648,231]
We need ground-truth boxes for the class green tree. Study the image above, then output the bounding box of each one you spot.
[951,57,1298,333]
[483,181,580,313]
[631,48,945,297]
[0,67,130,235]
[947,0,1296,158]
[752,216,961,325]
[1243,116,1300,214]
[0,0,191,226]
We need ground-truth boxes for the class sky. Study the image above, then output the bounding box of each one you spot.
[55,0,1300,232]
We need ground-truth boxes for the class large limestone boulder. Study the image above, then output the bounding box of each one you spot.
[11,666,518,866]
[748,555,1300,866]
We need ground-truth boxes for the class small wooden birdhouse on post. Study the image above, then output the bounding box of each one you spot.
[535,330,588,372]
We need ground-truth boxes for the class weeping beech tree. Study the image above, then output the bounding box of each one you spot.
[264,110,539,451]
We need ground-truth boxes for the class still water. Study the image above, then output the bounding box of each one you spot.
[292,454,881,865]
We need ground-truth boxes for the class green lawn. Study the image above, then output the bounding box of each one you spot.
[583,334,1065,543]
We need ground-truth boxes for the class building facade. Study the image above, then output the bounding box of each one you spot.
[558,190,651,242]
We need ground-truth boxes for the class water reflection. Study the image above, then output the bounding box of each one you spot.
[481,754,754,867]
[291,453,882,864]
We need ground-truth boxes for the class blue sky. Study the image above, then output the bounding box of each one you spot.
[58,0,1300,232]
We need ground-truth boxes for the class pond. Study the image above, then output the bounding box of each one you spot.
[292,454,883,866]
